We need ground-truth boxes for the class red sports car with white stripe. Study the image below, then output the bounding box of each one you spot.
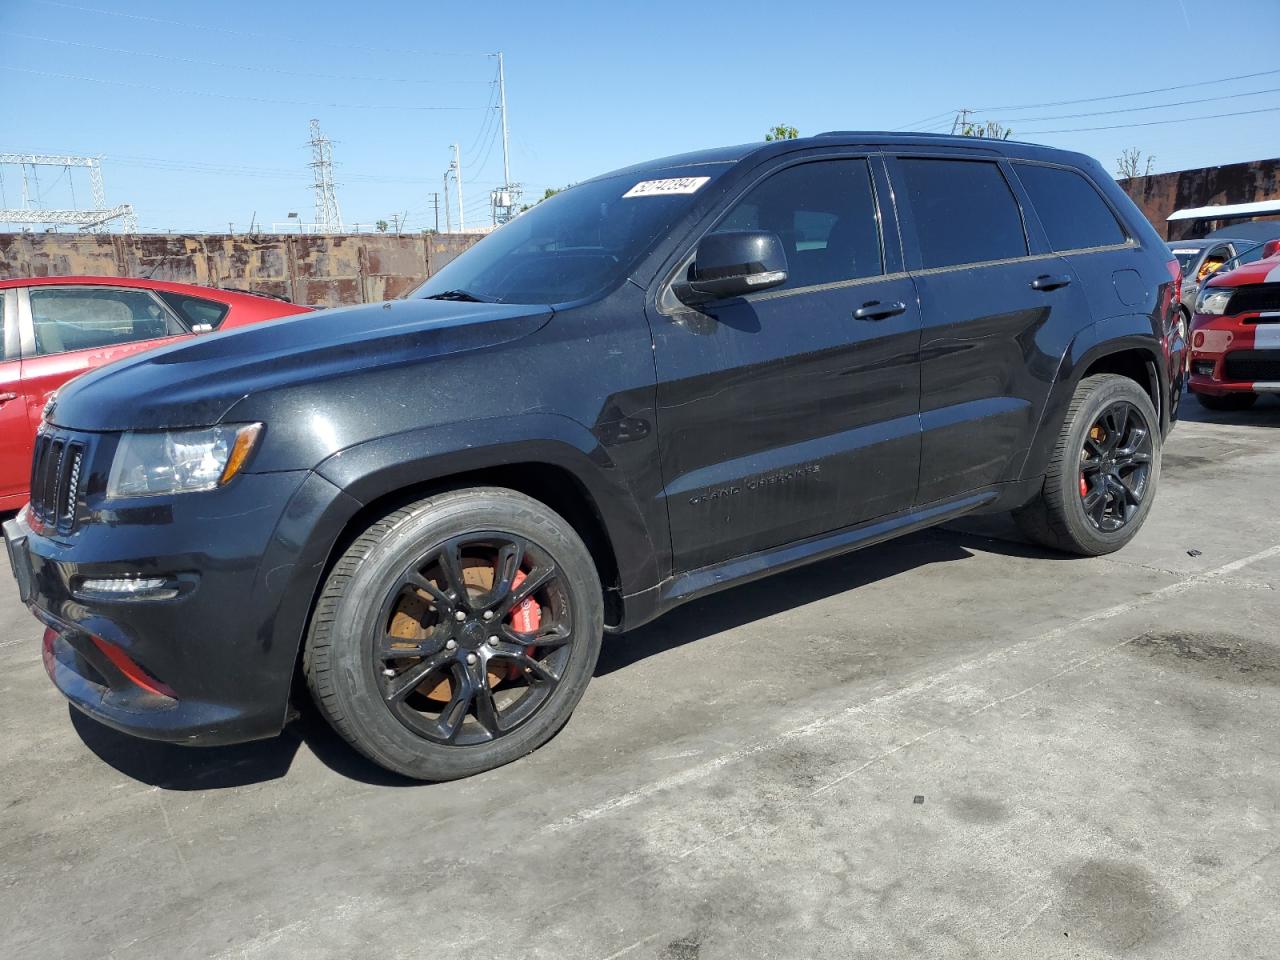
[1187,239,1280,410]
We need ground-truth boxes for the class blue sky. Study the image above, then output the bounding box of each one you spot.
[2,0,1278,233]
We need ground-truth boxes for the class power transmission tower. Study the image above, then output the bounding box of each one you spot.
[0,153,135,232]
[950,109,972,135]
[488,52,522,225]
[307,119,343,233]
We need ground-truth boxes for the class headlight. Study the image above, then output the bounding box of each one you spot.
[1195,287,1233,316]
[107,423,263,498]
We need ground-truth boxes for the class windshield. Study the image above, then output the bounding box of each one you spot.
[412,170,723,305]
[1210,241,1264,277]
[1169,245,1203,273]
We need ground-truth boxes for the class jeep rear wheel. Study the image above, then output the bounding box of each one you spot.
[304,488,603,781]
[1014,374,1161,556]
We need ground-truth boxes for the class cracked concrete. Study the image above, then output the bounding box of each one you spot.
[2,399,1280,958]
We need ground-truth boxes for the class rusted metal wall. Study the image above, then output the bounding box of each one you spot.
[0,232,483,307]
[1119,157,1280,241]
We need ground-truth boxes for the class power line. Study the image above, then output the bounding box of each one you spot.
[1010,85,1280,123]
[896,109,955,130]
[463,70,501,167]
[1,32,492,85]
[1019,103,1280,135]
[32,0,490,57]
[2,66,483,111]
[975,67,1280,113]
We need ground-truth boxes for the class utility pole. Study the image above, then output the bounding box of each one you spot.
[443,169,452,233]
[453,143,465,233]
[497,52,511,193]
[951,109,972,135]
[431,192,439,233]
[489,51,521,225]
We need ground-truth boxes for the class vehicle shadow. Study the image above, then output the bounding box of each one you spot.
[68,516,1068,790]
[70,702,421,789]
[1179,392,1280,428]
[595,517,1074,677]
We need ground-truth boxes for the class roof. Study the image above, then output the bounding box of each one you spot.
[1206,220,1280,242]
[589,131,1085,186]
[1167,237,1255,250]
[1168,199,1280,221]
[0,274,296,305]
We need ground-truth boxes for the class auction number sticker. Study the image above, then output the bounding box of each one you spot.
[623,176,710,198]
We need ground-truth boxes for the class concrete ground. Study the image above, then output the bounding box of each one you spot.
[3,398,1280,960]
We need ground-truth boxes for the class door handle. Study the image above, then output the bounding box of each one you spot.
[852,300,907,321]
[0,392,17,405]
[1030,274,1072,291]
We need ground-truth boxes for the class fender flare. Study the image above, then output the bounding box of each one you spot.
[1019,315,1167,481]
[313,412,663,595]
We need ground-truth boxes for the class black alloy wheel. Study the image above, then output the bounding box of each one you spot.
[1077,401,1154,533]
[304,488,603,781]
[375,533,574,747]
[1013,374,1162,556]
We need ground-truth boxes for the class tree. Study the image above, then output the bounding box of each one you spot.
[375,219,389,232]
[765,124,800,142]
[1116,148,1155,180]
[960,120,1013,140]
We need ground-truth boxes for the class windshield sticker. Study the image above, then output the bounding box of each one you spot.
[623,176,710,199]
[1171,249,1199,254]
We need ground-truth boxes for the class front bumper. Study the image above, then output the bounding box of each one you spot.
[1187,315,1280,396]
[3,469,360,745]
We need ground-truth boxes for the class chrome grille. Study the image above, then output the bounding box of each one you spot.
[30,432,86,533]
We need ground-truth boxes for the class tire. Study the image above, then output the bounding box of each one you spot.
[1014,374,1161,556]
[304,487,604,781]
[1195,390,1257,411]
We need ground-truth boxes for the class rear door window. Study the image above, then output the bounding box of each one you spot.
[28,287,185,357]
[157,291,231,330]
[712,158,884,291]
[1015,163,1127,252]
[897,158,1028,269]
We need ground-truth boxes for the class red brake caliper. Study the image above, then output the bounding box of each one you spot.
[1080,473,1089,497]
[506,569,542,680]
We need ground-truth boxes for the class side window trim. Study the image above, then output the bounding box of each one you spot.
[16,287,36,359]
[0,290,13,362]
[656,150,896,313]
[23,285,187,359]
[1009,159,1137,255]
[886,153,1036,273]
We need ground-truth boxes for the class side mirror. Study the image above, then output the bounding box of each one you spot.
[1263,239,1280,259]
[674,231,788,305]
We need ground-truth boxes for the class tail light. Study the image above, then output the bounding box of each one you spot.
[1167,258,1182,308]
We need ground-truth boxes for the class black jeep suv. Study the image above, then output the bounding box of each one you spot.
[4,133,1185,780]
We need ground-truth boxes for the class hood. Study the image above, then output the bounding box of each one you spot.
[50,298,552,432]
[1207,255,1280,290]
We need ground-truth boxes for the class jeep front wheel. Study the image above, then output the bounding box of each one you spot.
[304,488,604,781]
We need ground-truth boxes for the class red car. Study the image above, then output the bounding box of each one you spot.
[0,277,310,510]
[1188,239,1280,410]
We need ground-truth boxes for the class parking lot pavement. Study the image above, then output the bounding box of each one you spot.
[3,400,1280,960]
